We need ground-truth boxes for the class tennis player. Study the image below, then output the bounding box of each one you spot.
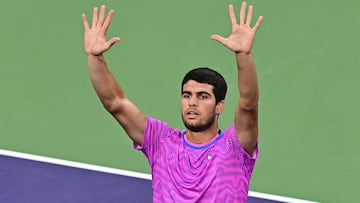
[82,2,263,202]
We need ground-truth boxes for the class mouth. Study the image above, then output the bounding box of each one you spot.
[185,110,199,119]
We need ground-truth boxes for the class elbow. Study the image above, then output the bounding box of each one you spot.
[239,94,259,111]
[101,97,123,114]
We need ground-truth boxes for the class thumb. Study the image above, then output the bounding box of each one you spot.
[211,34,227,46]
[107,37,121,48]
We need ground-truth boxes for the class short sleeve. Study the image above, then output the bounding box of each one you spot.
[224,125,258,177]
[133,117,173,166]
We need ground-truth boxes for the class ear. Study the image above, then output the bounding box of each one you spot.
[215,100,225,114]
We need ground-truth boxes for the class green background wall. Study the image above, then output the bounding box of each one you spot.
[1,0,359,202]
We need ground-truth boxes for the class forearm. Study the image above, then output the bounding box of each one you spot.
[236,52,259,110]
[87,54,125,111]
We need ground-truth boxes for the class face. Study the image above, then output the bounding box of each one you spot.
[181,80,224,132]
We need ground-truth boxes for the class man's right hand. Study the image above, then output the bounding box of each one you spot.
[82,5,120,56]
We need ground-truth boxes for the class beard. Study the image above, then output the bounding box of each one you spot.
[181,112,217,132]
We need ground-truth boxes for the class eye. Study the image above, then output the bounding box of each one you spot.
[182,93,191,99]
[198,94,209,100]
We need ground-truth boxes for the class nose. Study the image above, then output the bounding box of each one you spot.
[189,96,198,106]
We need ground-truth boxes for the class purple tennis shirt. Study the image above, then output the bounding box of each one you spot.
[134,117,258,203]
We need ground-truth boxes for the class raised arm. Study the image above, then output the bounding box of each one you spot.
[82,5,146,145]
[211,2,263,154]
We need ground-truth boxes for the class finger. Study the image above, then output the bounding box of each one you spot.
[253,16,264,31]
[228,4,237,25]
[97,5,106,26]
[92,7,98,28]
[103,9,115,32]
[211,34,227,45]
[239,2,246,25]
[81,13,89,30]
[107,37,121,48]
[246,5,253,26]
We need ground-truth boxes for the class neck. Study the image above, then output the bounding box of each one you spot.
[185,126,219,144]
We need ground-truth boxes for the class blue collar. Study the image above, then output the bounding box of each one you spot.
[182,130,223,150]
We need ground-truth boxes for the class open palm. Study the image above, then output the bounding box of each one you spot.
[211,2,263,54]
[82,5,120,56]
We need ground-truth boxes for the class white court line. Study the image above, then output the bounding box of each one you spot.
[0,149,318,203]
[248,191,319,203]
[0,149,151,180]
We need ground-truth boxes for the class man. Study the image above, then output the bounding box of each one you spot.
[82,2,263,202]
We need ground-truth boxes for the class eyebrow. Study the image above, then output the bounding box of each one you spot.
[182,91,211,96]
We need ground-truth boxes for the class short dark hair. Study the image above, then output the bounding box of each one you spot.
[181,67,227,104]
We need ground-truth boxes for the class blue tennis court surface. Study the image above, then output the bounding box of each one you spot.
[0,150,318,203]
